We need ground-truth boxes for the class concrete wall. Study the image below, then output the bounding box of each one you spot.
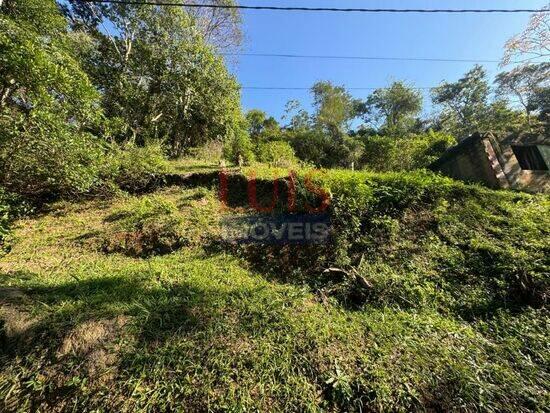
[432,137,501,188]
[490,134,550,193]
[431,133,550,193]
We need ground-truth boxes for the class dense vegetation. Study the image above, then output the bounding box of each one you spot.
[0,166,548,412]
[0,1,548,411]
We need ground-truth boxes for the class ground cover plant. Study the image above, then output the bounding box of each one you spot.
[0,166,548,412]
[1,1,549,411]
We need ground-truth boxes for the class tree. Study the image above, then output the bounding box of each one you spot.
[529,86,550,129]
[495,63,550,126]
[63,0,242,51]
[363,81,423,135]
[283,100,311,130]
[257,141,298,167]
[62,2,244,156]
[246,109,268,138]
[183,0,242,51]
[501,7,549,66]
[223,127,255,165]
[432,65,490,140]
[245,109,279,137]
[360,132,456,172]
[0,0,105,198]
[311,81,360,140]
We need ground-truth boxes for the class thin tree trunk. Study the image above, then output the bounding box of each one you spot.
[0,86,11,110]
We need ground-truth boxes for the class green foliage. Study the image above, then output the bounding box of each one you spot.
[0,0,104,200]
[106,143,169,193]
[288,129,330,166]
[1,173,548,412]
[311,81,361,138]
[245,109,281,148]
[103,195,185,257]
[430,65,527,139]
[361,131,456,171]
[245,109,268,138]
[363,81,423,135]
[255,168,549,317]
[289,129,365,169]
[0,190,11,251]
[223,128,255,165]
[256,141,298,167]
[69,3,244,156]
[432,65,490,139]
[0,114,106,200]
[495,63,549,128]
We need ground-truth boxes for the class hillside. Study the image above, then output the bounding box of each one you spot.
[0,164,549,412]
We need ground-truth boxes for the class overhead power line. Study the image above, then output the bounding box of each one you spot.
[241,86,434,90]
[82,0,548,14]
[222,52,503,64]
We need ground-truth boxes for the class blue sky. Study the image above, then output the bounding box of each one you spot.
[228,0,548,122]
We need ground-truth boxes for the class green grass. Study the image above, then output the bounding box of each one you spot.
[0,169,549,412]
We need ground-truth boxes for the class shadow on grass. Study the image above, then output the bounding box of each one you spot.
[0,270,238,361]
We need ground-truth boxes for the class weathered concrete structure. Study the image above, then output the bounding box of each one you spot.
[430,132,550,193]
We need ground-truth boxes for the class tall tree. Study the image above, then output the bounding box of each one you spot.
[183,0,242,51]
[501,6,549,66]
[363,81,423,135]
[62,2,244,156]
[245,109,267,137]
[0,0,104,197]
[495,63,550,126]
[311,81,360,140]
[245,109,280,145]
[283,100,311,130]
[63,0,242,51]
[432,65,490,140]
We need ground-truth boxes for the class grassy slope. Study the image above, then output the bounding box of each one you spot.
[0,166,548,412]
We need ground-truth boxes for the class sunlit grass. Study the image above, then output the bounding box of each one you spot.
[0,170,548,412]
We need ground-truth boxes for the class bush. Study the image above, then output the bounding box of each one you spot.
[0,3,105,201]
[289,130,365,168]
[187,140,224,162]
[223,129,255,165]
[102,195,185,257]
[0,113,106,201]
[234,168,549,315]
[106,143,169,193]
[361,131,456,171]
[256,141,298,167]
[226,169,549,410]
[288,129,331,167]
[0,189,31,254]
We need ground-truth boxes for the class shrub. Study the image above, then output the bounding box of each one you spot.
[187,140,224,161]
[234,169,549,315]
[256,141,299,167]
[289,130,365,168]
[102,195,186,257]
[361,131,456,171]
[106,143,169,193]
[0,189,31,254]
[223,129,255,165]
[289,129,331,167]
[0,113,105,201]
